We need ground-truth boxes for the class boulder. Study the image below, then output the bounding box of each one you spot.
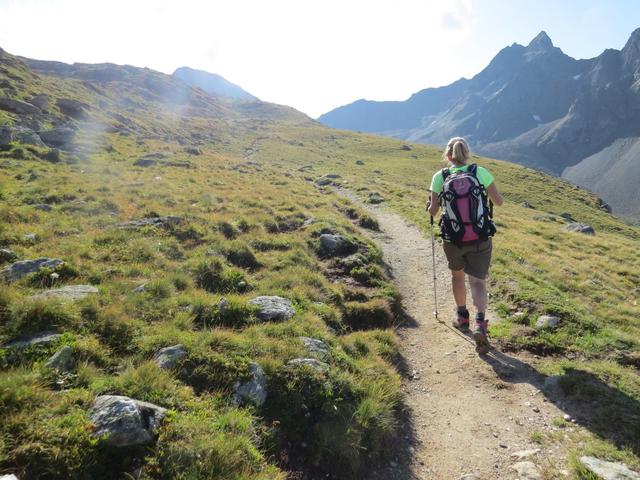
[0,257,64,282]
[315,177,333,187]
[56,98,90,119]
[319,233,357,256]
[299,337,331,361]
[0,248,17,264]
[89,395,167,447]
[153,344,187,370]
[44,345,74,372]
[30,94,51,112]
[118,216,182,229]
[356,159,365,165]
[0,475,19,480]
[0,125,45,147]
[535,315,560,330]
[232,362,267,407]
[248,296,295,321]
[31,285,98,301]
[401,144,412,151]
[39,127,76,148]
[287,358,330,372]
[565,223,595,235]
[3,331,62,349]
[0,96,39,114]
[23,233,37,243]
[511,461,541,480]
[579,456,640,480]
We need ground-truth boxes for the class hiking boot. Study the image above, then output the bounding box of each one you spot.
[473,320,490,355]
[452,309,470,331]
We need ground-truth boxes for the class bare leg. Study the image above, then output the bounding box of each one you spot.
[468,274,488,315]
[451,269,466,307]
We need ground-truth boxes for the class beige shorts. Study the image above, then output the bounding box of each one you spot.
[442,238,492,279]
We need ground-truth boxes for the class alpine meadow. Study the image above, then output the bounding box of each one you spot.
[0,24,639,480]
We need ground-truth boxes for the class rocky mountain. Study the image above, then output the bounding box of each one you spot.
[319,28,640,221]
[0,47,309,157]
[173,66,257,100]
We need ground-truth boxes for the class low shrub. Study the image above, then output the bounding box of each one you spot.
[5,299,79,339]
[223,241,261,270]
[358,214,379,231]
[146,396,284,480]
[190,297,258,329]
[25,263,79,289]
[192,258,248,293]
[341,299,395,330]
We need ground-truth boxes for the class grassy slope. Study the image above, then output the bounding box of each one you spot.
[254,125,640,472]
[1,51,639,477]
[0,52,405,478]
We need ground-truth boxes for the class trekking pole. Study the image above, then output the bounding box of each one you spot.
[429,212,440,322]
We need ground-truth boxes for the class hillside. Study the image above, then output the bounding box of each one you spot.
[1,47,639,479]
[318,28,640,222]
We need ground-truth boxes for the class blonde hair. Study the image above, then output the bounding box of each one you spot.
[442,137,470,164]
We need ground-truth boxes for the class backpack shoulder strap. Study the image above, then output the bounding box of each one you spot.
[441,167,451,181]
[467,163,478,175]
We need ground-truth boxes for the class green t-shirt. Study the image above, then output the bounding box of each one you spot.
[430,164,495,194]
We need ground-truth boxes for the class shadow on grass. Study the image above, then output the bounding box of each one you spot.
[481,349,640,458]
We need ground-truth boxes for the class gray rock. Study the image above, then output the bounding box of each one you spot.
[302,218,316,227]
[0,248,17,263]
[218,297,229,315]
[153,344,187,370]
[44,345,74,372]
[511,449,541,460]
[511,461,541,480]
[315,177,333,186]
[0,96,39,114]
[401,144,412,151]
[459,475,480,480]
[356,159,365,165]
[565,223,595,235]
[133,283,147,293]
[118,216,182,229]
[248,296,295,321]
[0,475,19,480]
[367,192,385,204]
[322,173,342,179]
[536,315,560,330]
[39,127,76,148]
[299,337,331,361]
[579,456,640,480]
[0,125,45,147]
[30,94,51,112]
[0,257,64,282]
[4,331,62,349]
[23,233,37,243]
[89,395,167,447]
[232,362,267,407]
[56,98,90,119]
[31,285,99,301]
[319,233,357,256]
[286,358,330,372]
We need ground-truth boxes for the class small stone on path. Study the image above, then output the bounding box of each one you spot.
[511,461,542,480]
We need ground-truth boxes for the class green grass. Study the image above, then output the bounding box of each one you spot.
[1,49,639,477]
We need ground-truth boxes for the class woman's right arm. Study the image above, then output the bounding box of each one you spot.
[487,182,504,206]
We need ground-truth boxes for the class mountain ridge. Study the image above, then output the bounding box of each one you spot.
[318,28,640,221]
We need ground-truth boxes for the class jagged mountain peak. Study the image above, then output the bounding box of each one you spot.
[527,31,554,52]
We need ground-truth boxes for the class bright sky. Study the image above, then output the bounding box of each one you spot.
[0,0,638,117]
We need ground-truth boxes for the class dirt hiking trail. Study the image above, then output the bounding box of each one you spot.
[340,190,571,480]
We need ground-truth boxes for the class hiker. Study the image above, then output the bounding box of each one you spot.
[427,137,503,354]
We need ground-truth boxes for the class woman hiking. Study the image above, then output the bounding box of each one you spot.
[427,137,503,354]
